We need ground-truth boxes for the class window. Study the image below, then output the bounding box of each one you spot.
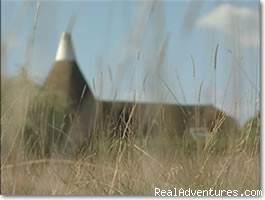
[189,127,208,138]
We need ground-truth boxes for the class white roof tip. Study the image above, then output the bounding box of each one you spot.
[55,32,76,61]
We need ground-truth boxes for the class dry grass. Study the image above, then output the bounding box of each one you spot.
[1,1,260,196]
[1,75,260,195]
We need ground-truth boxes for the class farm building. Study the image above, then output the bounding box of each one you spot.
[45,32,239,154]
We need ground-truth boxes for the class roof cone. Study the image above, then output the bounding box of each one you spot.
[45,32,90,107]
[55,32,76,61]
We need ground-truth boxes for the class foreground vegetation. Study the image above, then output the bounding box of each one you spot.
[1,76,260,195]
[2,0,260,195]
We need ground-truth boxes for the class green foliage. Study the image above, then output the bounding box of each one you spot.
[239,113,260,151]
[23,88,68,158]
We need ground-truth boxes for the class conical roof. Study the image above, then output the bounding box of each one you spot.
[55,32,76,61]
[45,32,91,108]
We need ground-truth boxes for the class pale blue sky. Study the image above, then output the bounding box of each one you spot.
[1,0,260,125]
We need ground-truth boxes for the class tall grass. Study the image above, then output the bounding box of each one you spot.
[1,74,260,195]
[1,1,260,196]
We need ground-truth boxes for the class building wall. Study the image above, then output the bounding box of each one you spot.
[74,97,239,140]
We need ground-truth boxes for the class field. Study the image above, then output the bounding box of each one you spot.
[1,1,260,196]
[1,75,260,195]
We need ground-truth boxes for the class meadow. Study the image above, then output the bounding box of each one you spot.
[1,1,260,196]
[1,74,260,195]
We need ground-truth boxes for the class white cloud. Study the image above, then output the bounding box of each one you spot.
[197,3,259,48]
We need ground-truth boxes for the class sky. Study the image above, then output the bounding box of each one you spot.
[1,0,260,125]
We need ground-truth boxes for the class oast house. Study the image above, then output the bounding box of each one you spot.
[45,32,239,154]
